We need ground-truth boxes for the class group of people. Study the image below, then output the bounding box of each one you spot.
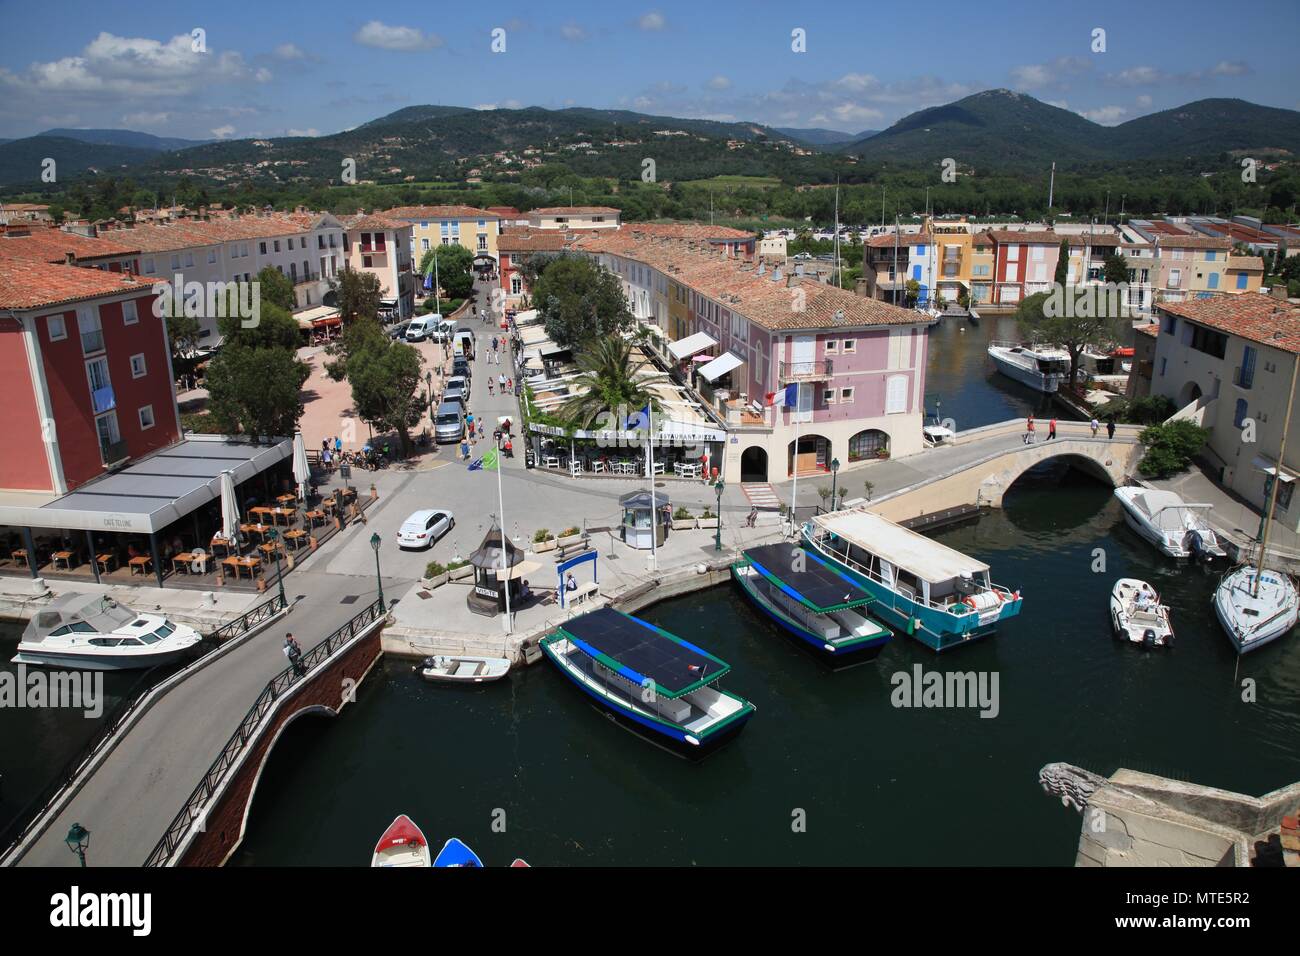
[1022,416,1117,444]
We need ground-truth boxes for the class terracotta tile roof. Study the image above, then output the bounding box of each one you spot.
[529,206,621,216]
[0,258,153,310]
[623,223,754,241]
[1134,323,1159,338]
[570,232,924,331]
[343,213,413,233]
[0,227,139,263]
[1158,293,1300,353]
[1228,255,1264,271]
[868,232,932,247]
[385,205,499,221]
[986,230,1121,247]
[497,230,570,253]
[110,215,321,253]
[1149,234,1233,250]
[487,206,520,217]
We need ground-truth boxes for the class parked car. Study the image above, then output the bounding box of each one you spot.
[434,401,465,443]
[442,385,468,409]
[428,320,457,342]
[388,321,412,340]
[397,509,455,549]
[452,358,471,380]
[445,375,469,395]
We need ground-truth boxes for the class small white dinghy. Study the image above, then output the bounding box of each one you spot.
[1214,565,1299,654]
[371,814,431,867]
[1110,578,1175,647]
[419,654,510,684]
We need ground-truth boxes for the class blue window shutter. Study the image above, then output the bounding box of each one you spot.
[1237,273,1248,290]
[912,265,921,280]
[1234,399,1248,428]
[1208,273,1219,289]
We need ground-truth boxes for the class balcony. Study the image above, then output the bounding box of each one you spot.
[80,329,105,355]
[1233,365,1254,390]
[779,359,833,383]
[100,437,128,467]
[91,385,116,415]
[292,270,322,287]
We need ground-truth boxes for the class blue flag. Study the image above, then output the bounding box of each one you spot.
[625,404,650,430]
[467,455,484,471]
[782,383,798,408]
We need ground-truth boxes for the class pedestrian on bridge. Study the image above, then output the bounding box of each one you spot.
[1023,416,1036,444]
[1106,418,1116,440]
[284,633,305,677]
[1090,417,1100,438]
[1048,418,1057,441]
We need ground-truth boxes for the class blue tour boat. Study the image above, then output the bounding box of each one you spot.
[732,542,891,665]
[540,608,755,759]
[434,837,483,867]
[803,508,1023,652]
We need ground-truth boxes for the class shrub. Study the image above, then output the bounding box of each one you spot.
[673,506,692,520]
[817,485,831,502]
[701,506,713,518]
[424,561,447,578]
[180,412,222,434]
[561,526,581,537]
[533,528,551,543]
[1137,420,1209,478]
[446,559,468,571]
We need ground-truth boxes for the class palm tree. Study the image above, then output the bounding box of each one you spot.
[560,336,666,429]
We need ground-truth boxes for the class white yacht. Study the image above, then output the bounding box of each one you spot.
[1110,579,1174,647]
[1214,566,1299,654]
[11,594,203,671]
[1113,487,1226,560]
[987,341,1072,393]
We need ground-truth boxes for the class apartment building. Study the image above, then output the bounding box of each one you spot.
[497,228,568,304]
[863,231,934,306]
[342,214,415,320]
[1145,294,1300,530]
[570,231,930,482]
[0,224,141,273]
[0,259,175,493]
[526,206,621,230]
[385,205,501,270]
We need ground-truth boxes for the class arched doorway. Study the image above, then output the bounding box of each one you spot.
[787,435,830,477]
[740,446,768,482]
[1176,381,1203,409]
[848,428,890,463]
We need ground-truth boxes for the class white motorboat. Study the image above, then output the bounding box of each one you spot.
[1113,487,1226,559]
[987,341,1071,393]
[11,594,203,671]
[371,815,431,867]
[419,654,510,684]
[1214,565,1299,654]
[1109,578,1174,647]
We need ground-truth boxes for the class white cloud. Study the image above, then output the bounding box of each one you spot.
[560,24,588,42]
[1211,60,1250,77]
[707,75,731,91]
[285,128,319,137]
[121,111,170,128]
[1009,57,1091,92]
[1136,94,1152,107]
[1081,105,1128,125]
[637,11,667,31]
[354,21,444,52]
[274,43,305,60]
[210,124,236,139]
[1110,65,1164,86]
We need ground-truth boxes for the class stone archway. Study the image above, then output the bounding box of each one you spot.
[1176,380,1203,409]
[740,446,768,482]
[787,434,830,477]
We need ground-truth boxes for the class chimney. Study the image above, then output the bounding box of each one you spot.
[787,274,800,288]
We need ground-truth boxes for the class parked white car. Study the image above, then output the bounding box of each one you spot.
[396,509,455,549]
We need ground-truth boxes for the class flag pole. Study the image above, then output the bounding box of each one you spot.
[496,436,512,634]
[790,402,801,538]
[648,404,658,571]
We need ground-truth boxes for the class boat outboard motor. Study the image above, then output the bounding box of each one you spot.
[1142,628,1157,647]
[1184,530,1206,561]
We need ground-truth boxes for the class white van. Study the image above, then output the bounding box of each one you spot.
[405,313,445,342]
[452,330,475,359]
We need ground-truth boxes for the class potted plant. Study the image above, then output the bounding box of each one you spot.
[697,506,718,530]
[447,558,473,582]
[557,525,584,548]
[422,560,448,590]
[863,479,875,501]
[533,528,556,553]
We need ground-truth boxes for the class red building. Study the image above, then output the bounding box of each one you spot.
[498,229,568,303]
[0,258,176,494]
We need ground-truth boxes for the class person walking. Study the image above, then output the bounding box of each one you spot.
[1048,417,1057,441]
[334,436,342,455]
[283,633,305,677]
[1090,416,1100,438]
[460,437,470,461]
[498,372,506,392]
[1106,418,1116,440]
[1023,416,1036,444]
[488,378,494,396]
[747,507,758,528]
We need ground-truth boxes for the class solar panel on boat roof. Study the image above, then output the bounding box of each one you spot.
[561,608,724,695]
[743,543,871,611]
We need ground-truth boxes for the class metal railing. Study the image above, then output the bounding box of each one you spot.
[778,359,833,382]
[0,592,287,863]
[99,437,129,467]
[143,597,384,867]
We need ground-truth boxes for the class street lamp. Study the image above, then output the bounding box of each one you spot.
[425,371,433,414]
[265,528,286,607]
[714,478,725,552]
[830,458,840,511]
[65,823,89,867]
[370,532,385,611]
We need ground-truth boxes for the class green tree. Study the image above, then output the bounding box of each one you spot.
[1102,251,1130,286]
[256,266,295,312]
[332,266,383,323]
[1053,238,1069,288]
[534,256,633,348]
[325,318,425,455]
[560,337,664,428]
[205,302,309,438]
[419,243,475,301]
[1015,290,1123,391]
[903,278,920,307]
[1137,420,1209,478]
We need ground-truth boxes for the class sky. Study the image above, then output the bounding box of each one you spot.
[0,0,1297,141]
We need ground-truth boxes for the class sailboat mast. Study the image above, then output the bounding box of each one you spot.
[1254,351,1299,596]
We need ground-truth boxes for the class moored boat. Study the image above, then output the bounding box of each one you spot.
[434,837,484,867]
[371,815,431,867]
[540,607,755,759]
[987,341,1071,393]
[731,543,891,665]
[419,654,510,684]
[11,594,203,671]
[1214,565,1299,654]
[803,508,1022,652]
[1113,487,1226,560]
[1109,578,1174,647]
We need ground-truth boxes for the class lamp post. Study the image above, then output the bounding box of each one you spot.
[425,371,433,414]
[830,458,840,511]
[370,532,385,611]
[714,478,725,552]
[65,823,89,867]
[265,528,286,607]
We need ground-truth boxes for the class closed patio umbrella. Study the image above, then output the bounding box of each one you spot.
[219,469,241,549]
[292,430,311,501]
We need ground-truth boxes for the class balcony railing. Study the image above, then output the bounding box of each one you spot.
[100,437,128,467]
[292,270,322,286]
[1233,365,1254,390]
[80,329,105,355]
[779,359,833,383]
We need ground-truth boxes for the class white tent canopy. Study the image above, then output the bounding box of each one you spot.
[669,331,717,360]
[698,351,744,382]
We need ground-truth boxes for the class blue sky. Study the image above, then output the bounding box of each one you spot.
[0,0,1296,140]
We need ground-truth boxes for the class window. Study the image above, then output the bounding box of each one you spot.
[825,340,839,354]
[86,356,113,413]
[840,387,855,402]
[143,257,156,275]
[122,299,138,325]
[510,276,522,295]
[849,429,889,461]
[95,411,121,464]
[184,253,194,268]
[1238,346,1256,389]
[78,307,104,355]
[1162,314,1178,335]
[47,315,67,341]
[207,249,217,264]
[822,388,836,404]
[842,339,855,353]
[138,405,155,430]
[478,234,487,251]
[1207,272,1219,290]
[259,242,268,255]
[1237,272,1249,290]
[170,254,180,270]
[1233,399,1248,428]
[885,374,908,414]
[130,353,147,378]
[421,238,430,252]
[1189,324,1227,359]
[1160,357,1167,376]
[362,255,373,268]
[1205,250,1216,261]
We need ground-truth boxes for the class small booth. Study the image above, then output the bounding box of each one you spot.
[466,527,525,616]
[619,491,670,550]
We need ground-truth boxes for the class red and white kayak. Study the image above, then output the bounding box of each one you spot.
[371,815,431,867]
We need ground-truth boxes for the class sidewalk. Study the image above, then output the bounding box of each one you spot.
[1150,465,1300,568]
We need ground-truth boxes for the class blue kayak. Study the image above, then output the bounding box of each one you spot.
[433,837,483,867]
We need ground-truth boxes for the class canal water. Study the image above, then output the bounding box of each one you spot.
[226,318,1300,866]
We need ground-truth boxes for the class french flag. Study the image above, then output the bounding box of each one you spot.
[764,383,798,408]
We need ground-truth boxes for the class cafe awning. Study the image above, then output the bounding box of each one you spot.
[669,331,717,360]
[295,305,341,329]
[698,351,744,382]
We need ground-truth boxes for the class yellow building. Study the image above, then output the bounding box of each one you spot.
[385,205,501,270]
[931,218,973,307]
[1226,255,1264,293]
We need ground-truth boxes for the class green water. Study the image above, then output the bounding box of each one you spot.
[230,466,1300,866]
